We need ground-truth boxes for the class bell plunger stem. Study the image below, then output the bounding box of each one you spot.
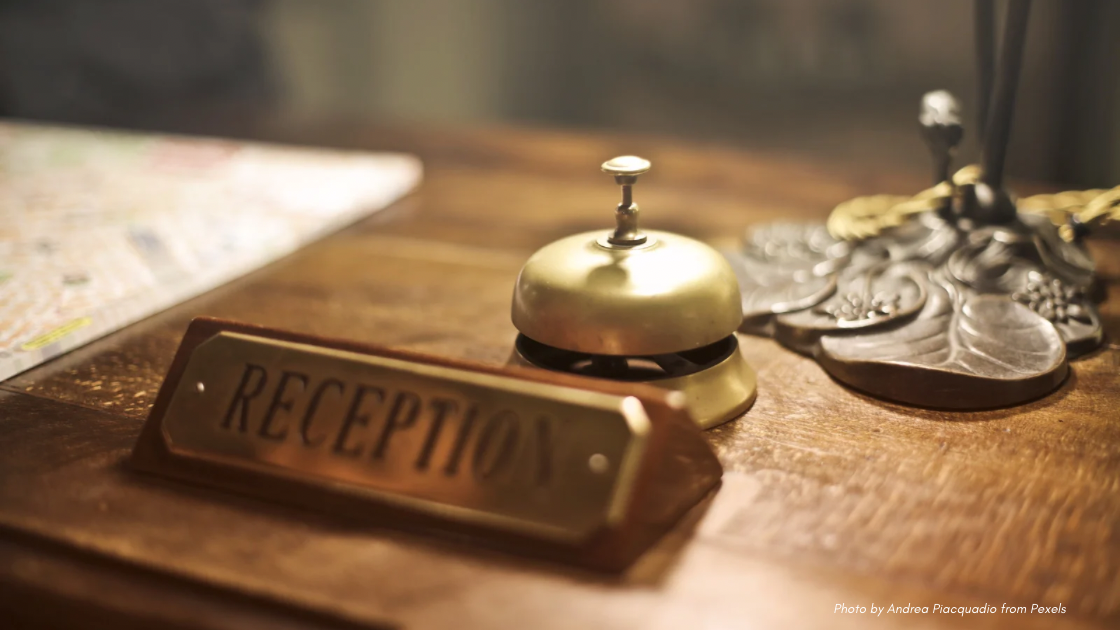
[610,175,645,246]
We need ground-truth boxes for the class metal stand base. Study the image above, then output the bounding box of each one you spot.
[724,206,1102,409]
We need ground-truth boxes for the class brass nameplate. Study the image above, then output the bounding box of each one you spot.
[133,318,722,570]
[155,331,650,543]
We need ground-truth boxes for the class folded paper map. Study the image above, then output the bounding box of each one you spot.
[0,121,422,382]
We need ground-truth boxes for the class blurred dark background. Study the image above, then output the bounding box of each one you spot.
[1,0,1118,187]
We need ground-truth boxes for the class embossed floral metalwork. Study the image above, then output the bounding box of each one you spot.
[815,292,901,323]
[1011,272,1092,324]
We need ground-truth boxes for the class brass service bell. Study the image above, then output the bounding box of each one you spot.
[510,156,757,429]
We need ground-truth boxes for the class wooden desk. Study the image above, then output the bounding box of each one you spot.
[1,120,1117,629]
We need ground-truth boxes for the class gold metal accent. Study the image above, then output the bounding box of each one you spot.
[828,163,1120,244]
[826,166,979,241]
[156,331,650,544]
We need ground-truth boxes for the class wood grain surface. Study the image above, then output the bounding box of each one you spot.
[1,118,1117,629]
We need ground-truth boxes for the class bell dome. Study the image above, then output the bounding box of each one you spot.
[511,229,743,356]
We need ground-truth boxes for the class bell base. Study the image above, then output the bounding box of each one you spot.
[510,334,756,430]
[655,343,757,429]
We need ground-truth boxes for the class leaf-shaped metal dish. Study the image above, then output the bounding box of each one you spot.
[818,284,1067,408]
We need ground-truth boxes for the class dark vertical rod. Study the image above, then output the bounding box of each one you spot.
[974,0,996,137]
[981,0,1032,190]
